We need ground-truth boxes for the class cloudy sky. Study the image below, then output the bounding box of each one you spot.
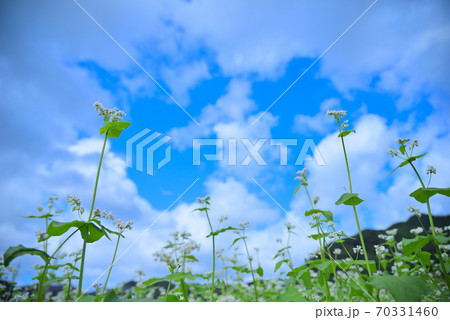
[1,0,449,289]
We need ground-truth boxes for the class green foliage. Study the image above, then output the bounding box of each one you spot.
[369,275,427,302]
[335,193,363,206]
[409,187,450,203]
[3,245,50,266]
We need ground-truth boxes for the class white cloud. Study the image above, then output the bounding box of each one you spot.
[292,98,340,135]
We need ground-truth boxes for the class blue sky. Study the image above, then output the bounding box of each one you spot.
[1,0,449,288]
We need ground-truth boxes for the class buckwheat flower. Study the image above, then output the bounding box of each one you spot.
[333,248,342,255]
[427,166,436,175]
[114,219,133,232]
[326,110,347,119]
[435,227,443,233]
[308,221,314,227]
[285,222,295,231]
[341,120,349,129]
[59,252,67,259]
[35,229,49,241]
[311,212,322,219]
[408,205,421,217]
[276,238,282,243]
[216,248,224,255]
[410,227,423,235]
[196,195,211,204]
[103,212,114,220]
[297,168,307,177]
[36,205,43,212]
[397,138,410,145]
[327,221,334,227]
[313,196,320,205]
[135,269,146,277]
[93,283,102,289]
[233,230,240,234]
[353,245,364,255]
[374,245,388,257]
[239,221,250,228]
[396,241,403,251]
[219,216,228,223]
[386,228,398,236]
[181,231,191,239]
[55,209,63,214]
[387,149,399,157]
[410,140,419,149]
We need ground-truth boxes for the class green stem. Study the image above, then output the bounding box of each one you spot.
[339,135,372,277]
[101,234,121,300]
[242,230,259,302]
[409,163,436,235]
[409,162,450,288]
[37,230,78,301]
[77,133,108,297]
[205,210,216,302]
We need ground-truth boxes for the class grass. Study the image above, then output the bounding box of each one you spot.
[0,105,449,302]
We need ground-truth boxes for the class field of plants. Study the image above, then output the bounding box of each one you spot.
[1,103,449,302]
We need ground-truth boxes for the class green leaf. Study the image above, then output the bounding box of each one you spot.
[22,213,54,219]
[399,145,406,155]
[206,226,237,238]
[293,185,301,195]
[309,233,330,240]
[304,209,322,216]
[274,259,289,272]
[368,275,427,302]
[165,294,180,302]
[415,251,431,267]
[184,255,199,262]
[335,193,363,206]
[3,245,50,266]
[229,237,245,249]
[402,237,429,256]
[256,266,264,277]
[409,187,450,204]
[389,153,426,175]
[102,290,119,302]
[322,210,333,221]
[314,260,332,272]
[354,260,377,273]
[337,130,355,138]
[429,234,449,244]
[275,287,307,302]
[100,121,131,138]
[47,220,107,243]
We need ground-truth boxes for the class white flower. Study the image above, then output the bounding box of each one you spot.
[219,216,228,223]
[36,205,43,212]
[353,245,364,255]
[113,219,133,232]
[333,248,342,255]
[407,205,421,217]
[326,110,347,119]
[387,149,399,157]
[239,221,250,228]
[427,166,436,175]
[410,140,419,149]
[285,222,295,230]
[313,196,320,205]
[297,168,307,177]
[410,227,423,235]
[386,228,398,236]
[396,138,410,145]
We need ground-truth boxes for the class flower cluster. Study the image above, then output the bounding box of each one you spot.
[427,166,436,175]
[113,219,133,232]
[295,168,307,182]
[353,245,364,256]
[66,195,84,215]
[35,229,49,242]
[93,208,114,220]
[407,205,421,217]
[326,110,347,119]
[94,101,125,123]
[410,227,423,235]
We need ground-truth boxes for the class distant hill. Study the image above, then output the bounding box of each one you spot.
[330,214,450,261]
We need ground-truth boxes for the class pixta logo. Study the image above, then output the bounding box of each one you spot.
[126,129,172,176]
